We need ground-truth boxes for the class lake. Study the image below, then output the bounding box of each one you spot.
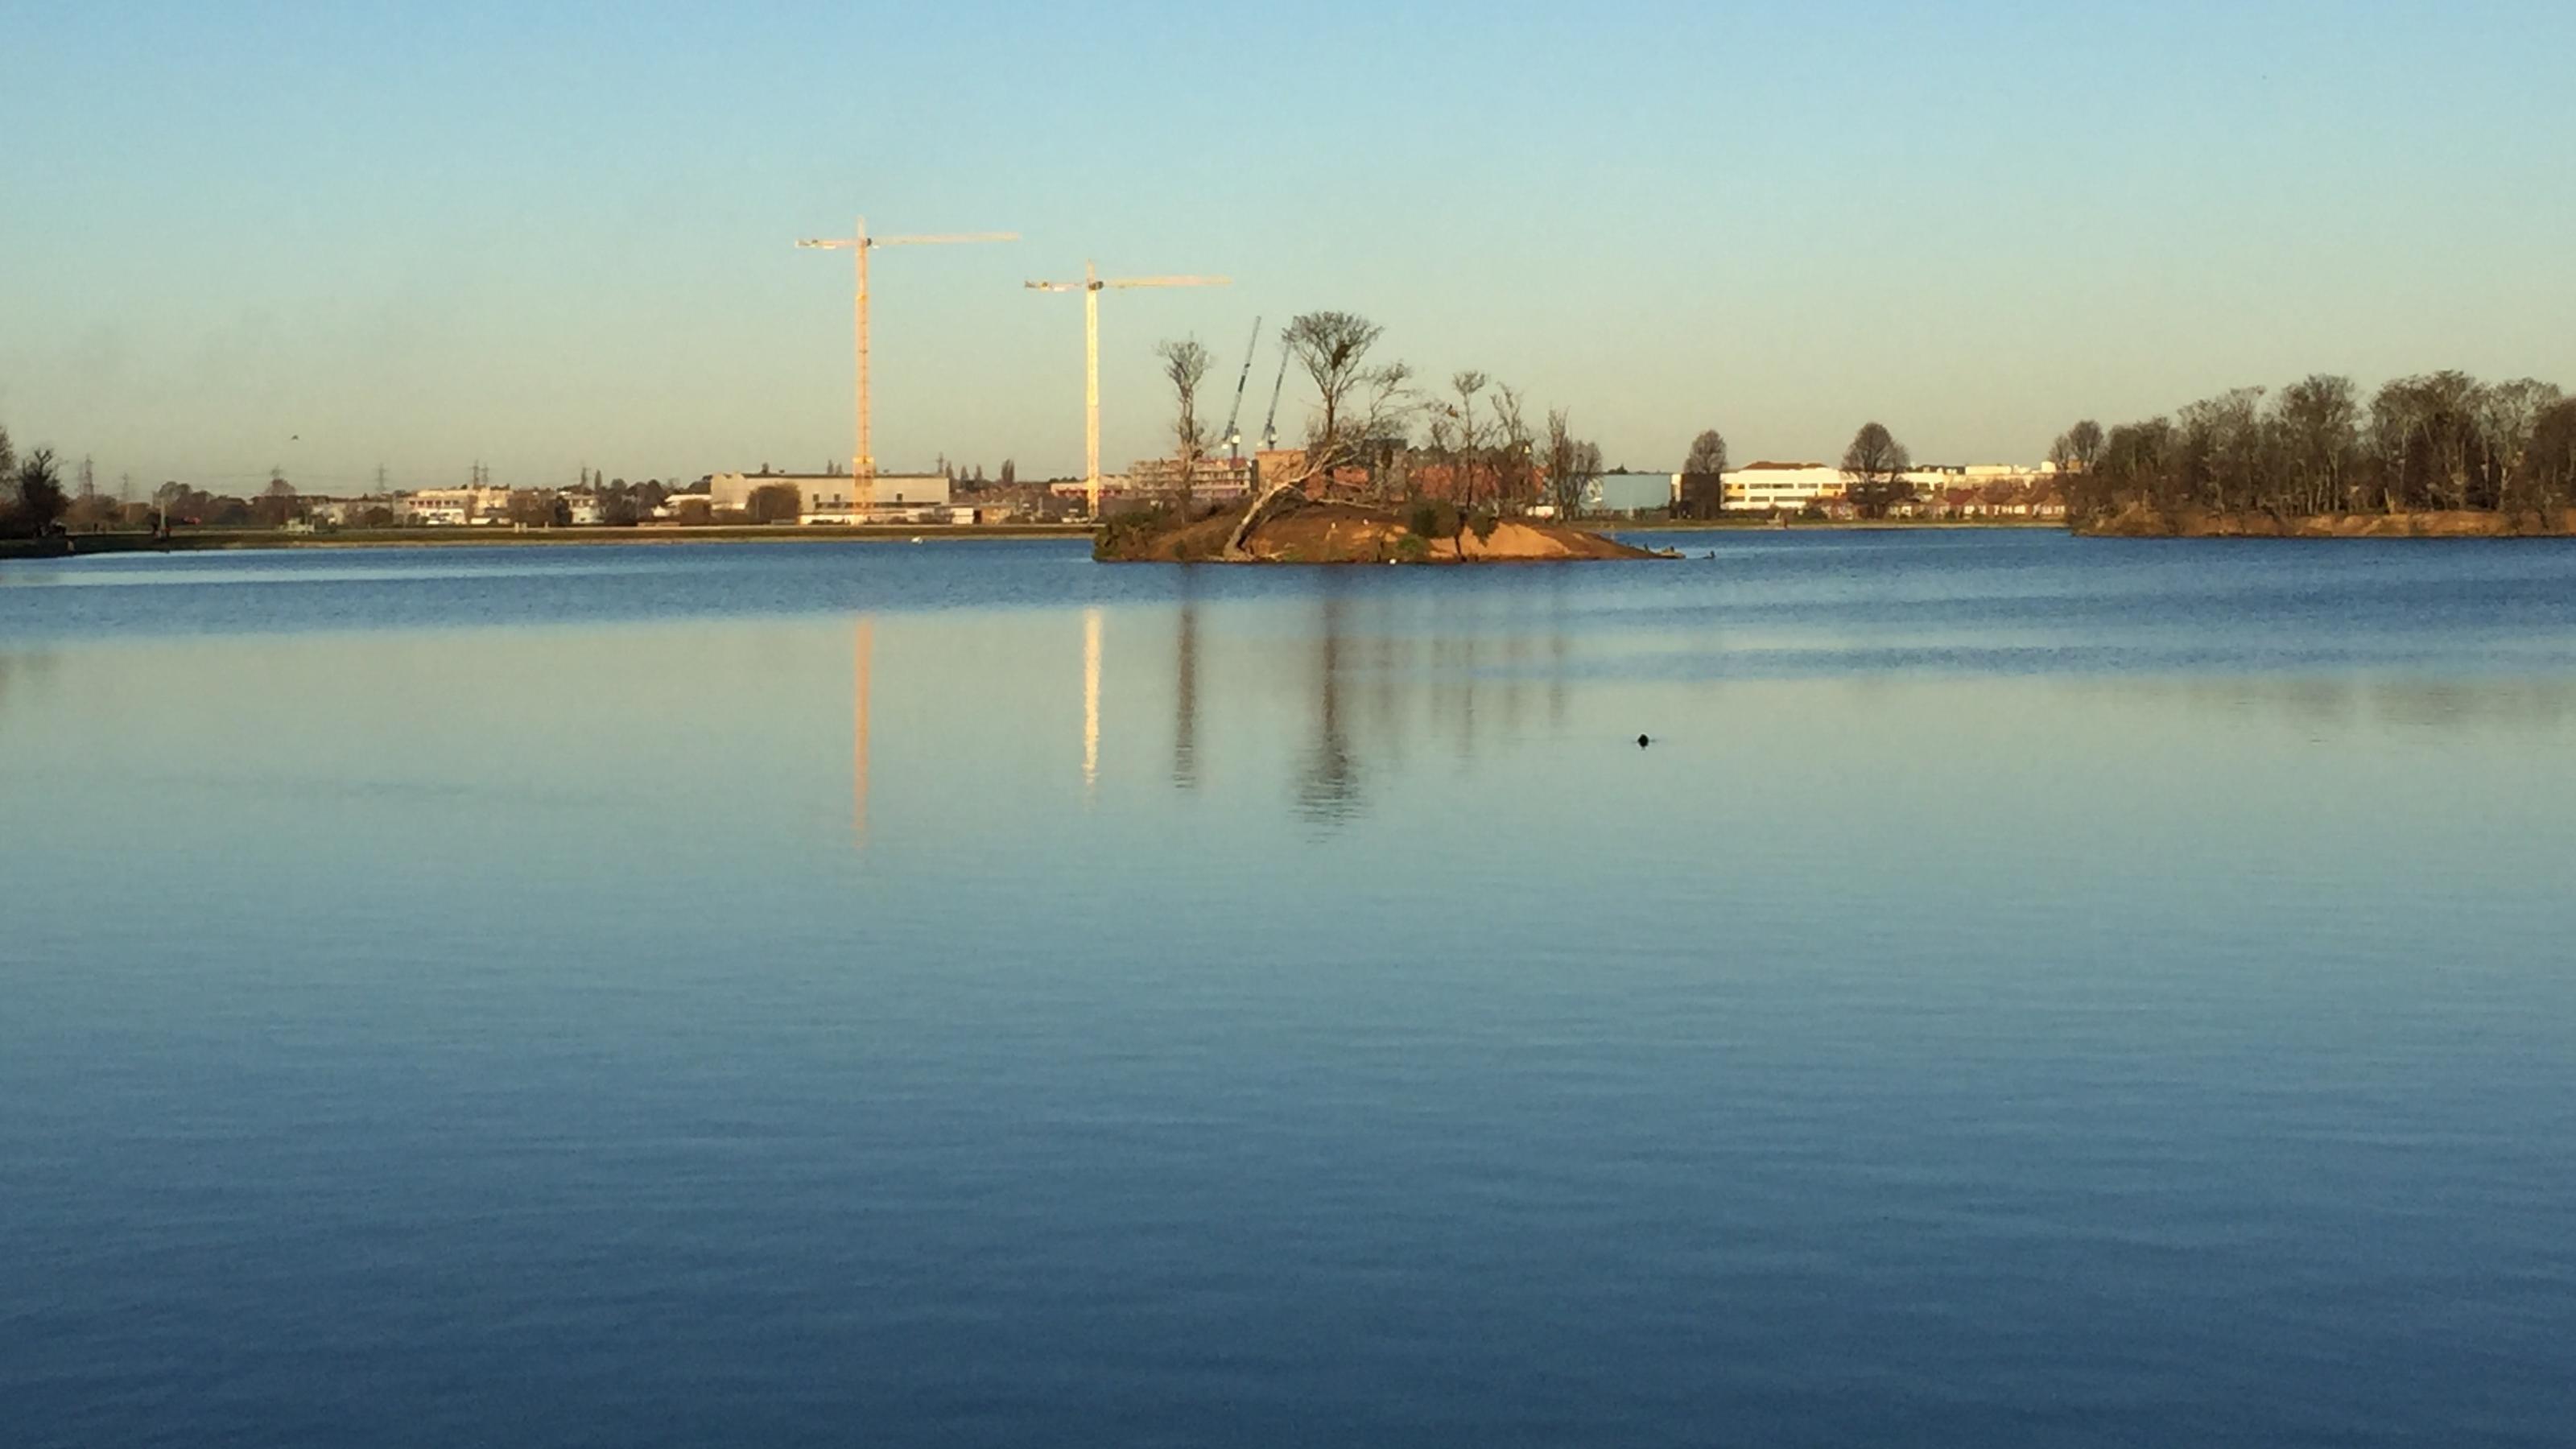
[4,530,2573,1447]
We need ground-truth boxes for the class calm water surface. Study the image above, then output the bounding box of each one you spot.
[4,531,2573,1446]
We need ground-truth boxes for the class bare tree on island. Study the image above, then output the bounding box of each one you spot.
[1424,369,1490,510]
[1157,336,1212,515]
[1491,384,1535,514]
[1840,421,1913,517]
[1223,310,1413,557]
[1545,409,1602,518]
[1279,310,1412,497]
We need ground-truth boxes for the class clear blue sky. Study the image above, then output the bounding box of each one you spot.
[5,0,2571,493]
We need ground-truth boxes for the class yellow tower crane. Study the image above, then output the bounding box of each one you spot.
[797,217,1015,514]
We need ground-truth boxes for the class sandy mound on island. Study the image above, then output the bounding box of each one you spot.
[1098,500,1662,564]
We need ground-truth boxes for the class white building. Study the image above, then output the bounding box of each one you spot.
[399,486,514,525]
[707,471,952,523]
[1719,463,1845,511]
[1717,461,2061,513]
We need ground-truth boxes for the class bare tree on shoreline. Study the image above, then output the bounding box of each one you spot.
[1685,429,1728,477]
[1545,409,1601,518]
[1840,422,1912,517]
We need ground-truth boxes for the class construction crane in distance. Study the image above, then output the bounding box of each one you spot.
[1026,261,1229,517]
[796,216,1015,513]
[1260,345,1293,453]
[1219,316,1261,460]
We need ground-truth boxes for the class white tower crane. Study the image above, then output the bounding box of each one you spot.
[1026,261,1229,517]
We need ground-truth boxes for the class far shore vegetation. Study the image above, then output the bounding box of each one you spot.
[2059,370,2576,535]
[14,362,2574,561]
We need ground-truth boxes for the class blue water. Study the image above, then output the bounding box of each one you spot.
[4,531,2573,1446]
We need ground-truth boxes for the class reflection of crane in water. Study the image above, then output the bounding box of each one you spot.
[852,617,872,847]
[1173,579,1199,790]
[1082,608,1103,795]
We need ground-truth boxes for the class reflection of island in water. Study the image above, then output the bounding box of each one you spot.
[1173,582,1197,791]
[836,594,2576,848]
[840,588,1579,842]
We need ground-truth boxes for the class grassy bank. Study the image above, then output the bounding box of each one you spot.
[1594,516,2062,533]
[2074,506,2576,539]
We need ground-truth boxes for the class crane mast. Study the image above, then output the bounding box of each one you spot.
[1220,316,1261,460]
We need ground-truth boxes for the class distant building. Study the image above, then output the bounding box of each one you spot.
[1586,472,1679,516]
[1046,475,1134,512]
[1253,448,1307,493]
[1719,462,1843,512]
[399,485,514,525]
[1716,460,2063,514]
[1252,445,1381,499]
[307,497,383,526]
[1125,454,1257,503]
[950,483,1052,522]
[708,469,952,523]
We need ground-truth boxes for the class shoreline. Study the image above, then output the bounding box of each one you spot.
[1095,498,1662,564]
[2,517,2072,562]
[2074,507,2576,539]
[0,523,1096,560]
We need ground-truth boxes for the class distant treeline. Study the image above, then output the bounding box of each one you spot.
[2061,372,2576,527]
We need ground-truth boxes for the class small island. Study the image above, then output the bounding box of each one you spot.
[1096,493,1660,564]
[1095,312,1664,565]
